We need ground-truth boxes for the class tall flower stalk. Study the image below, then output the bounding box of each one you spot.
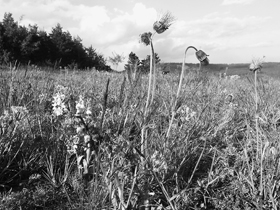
[139,12,175,210]
[166,46,209,138]
[140,32,154,118]
[249,56,264,198]
[140,11,175,158]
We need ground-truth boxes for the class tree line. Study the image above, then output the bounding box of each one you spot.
[0,13,110,70]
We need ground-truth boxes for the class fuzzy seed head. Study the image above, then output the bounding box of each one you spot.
[249,56,265,72]
[153,11,176,34]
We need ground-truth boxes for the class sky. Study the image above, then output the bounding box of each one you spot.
[0,0,279,69]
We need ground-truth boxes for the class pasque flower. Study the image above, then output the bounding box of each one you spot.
[139,11,175,157]
[153,11,176,34]
[249,56,265,72]
[139,32,152,46]
[195,50,209,66]
[139,11,175,45]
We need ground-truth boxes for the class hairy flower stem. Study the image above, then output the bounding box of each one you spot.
[142,36,155,159]
[151,46,156,104]
[255,70,263,198]
[166,46,198,138]
[197,62,201,74]
[144,36,155,115]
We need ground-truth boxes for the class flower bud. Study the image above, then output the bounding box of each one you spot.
[139,32,152,46]
[249,59,263,72]
[195,50,209,66]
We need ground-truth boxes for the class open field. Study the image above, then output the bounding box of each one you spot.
[167,62,280,79]
[1,64,280,209]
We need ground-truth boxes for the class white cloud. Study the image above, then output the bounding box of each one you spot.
[0,0,161,66]
[170,14,270,39]
[248,41,271,48]
[0,0,156,44]
[0,0,278,64]
[70,2,158,51]
[222,0,255,5]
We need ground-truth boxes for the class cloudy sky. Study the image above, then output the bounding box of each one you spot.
[0,0,279,67]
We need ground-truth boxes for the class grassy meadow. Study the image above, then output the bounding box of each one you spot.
[1,63,280,210]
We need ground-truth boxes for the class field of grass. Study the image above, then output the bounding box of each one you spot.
[167,62,280,79]
[1,63,280,209]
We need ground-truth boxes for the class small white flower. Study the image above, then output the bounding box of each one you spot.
[85,109,92,115]
[76,126,84,134]
[84,135,91,144]
[53,107,63,116]
[76,96,85,115]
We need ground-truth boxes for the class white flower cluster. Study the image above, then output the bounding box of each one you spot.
[75,95,92,116]
[52,85,68,116]
[177,105,196,122]
[52,92,67,116]
[151,150,168,173]
[65,95,93,156]
[67,135,81,155]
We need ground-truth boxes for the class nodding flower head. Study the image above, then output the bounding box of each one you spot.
[139,32,152,46]
[195,50,209,66]
[249,56,265,72]
[153,11,176,34]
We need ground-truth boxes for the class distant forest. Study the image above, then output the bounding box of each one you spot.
[0,13,111,70]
